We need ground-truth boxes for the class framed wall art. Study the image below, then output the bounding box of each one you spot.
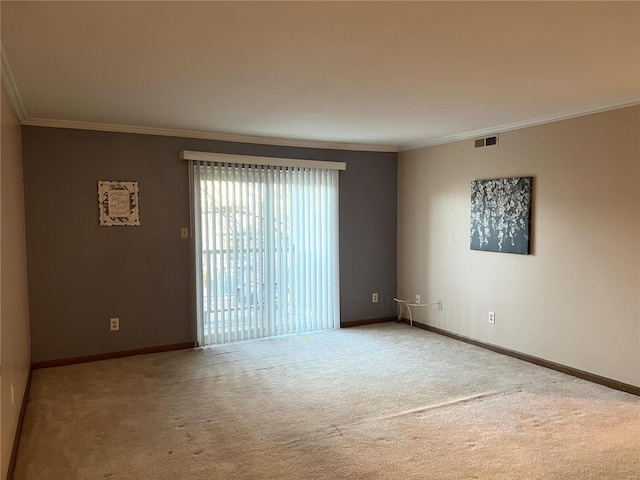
[98,181,140,226]
[470,176,532,255]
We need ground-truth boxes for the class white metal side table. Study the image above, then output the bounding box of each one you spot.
[393,297,442,327]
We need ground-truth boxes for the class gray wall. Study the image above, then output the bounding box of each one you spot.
[22,127,397,362]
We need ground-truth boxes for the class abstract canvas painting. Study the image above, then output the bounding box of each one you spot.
[470,177,532,254]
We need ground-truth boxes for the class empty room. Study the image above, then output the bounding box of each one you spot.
[1,1,639,479]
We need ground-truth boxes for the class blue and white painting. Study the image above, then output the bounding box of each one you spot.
[470,177,532,255]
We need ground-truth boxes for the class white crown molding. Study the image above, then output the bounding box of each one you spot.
[21,117,400,153]
[1,44,28,122]
[13,89,638,155]
[400,98,640,152]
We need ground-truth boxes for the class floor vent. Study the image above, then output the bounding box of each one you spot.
[475,134,499,148]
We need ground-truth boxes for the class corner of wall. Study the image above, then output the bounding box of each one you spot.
[1,81,32,480]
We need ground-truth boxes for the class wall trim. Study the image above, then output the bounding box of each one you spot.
[1,44,27,122]
[21,117,399,153]
[21,100,640,154]
[401,319,640,397]
[400,98,640,151]
[13,94,638,155]
[31,342,196,370]
[341,316,396,328]
[6,367,32,480]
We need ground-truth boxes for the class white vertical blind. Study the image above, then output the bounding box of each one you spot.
[193,160,340,345]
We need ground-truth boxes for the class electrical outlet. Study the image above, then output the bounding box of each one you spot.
[110,317,120,331]
[180,227,189,239]
[415,294,421,304]
[488,312,495,324]
[372,292,379,303]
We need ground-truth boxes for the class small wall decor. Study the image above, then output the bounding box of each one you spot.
[470,177,532,254]
[98,181,140,226]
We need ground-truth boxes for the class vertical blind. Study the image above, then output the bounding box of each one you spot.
[192,160,340,345]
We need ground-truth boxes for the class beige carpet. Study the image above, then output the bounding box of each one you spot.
[14,323,640,479]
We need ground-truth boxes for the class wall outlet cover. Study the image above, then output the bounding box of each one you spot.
[110,317,120,331]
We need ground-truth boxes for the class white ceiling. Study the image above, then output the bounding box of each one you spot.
[2,1,639,152]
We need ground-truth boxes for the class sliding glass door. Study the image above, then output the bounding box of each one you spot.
[192,160,340,345]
